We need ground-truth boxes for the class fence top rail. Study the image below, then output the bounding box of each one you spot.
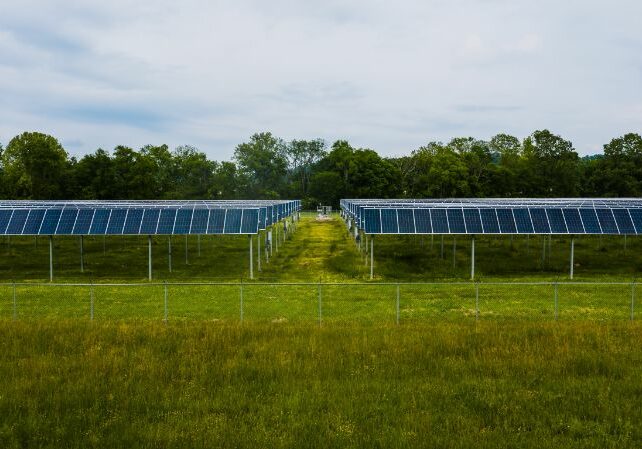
[1,280,637,287]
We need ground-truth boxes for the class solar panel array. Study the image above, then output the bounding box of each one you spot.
[340,199,642,235]
[0,200,301,236]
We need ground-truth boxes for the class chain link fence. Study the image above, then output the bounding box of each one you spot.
[0,281,639,323]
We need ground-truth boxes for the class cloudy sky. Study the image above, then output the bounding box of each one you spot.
[1,0,641,159]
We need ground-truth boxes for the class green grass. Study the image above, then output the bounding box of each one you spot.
[1,321,641,448]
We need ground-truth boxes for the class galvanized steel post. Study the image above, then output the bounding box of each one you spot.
[249,235,254,280]
[470,236,475,281]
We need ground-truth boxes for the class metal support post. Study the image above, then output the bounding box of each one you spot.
[257,231,262,272]
[275,224,279,253]
[249,235,254,280]
[80,236,84,273]
[49,236,53,282]
[370,236,374,280]
[148,235,152,281]
[470,236,476,280]
[569,237,575,280]
[168,236,172,273]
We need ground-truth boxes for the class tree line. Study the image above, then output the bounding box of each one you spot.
[0,130,640,208]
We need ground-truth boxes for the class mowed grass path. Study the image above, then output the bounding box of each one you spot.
[1,321,641,448]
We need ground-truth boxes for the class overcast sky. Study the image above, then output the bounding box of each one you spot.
[1,0,641,159]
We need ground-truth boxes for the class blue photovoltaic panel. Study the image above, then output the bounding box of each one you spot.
[463,209,483,234]
[190,209,209,234]
[157,209,177,234]
[72,209,94,235]
[546,209,567,234]
[6,210,29,235]
[397,209,415,233]
[381,209,398,233]
[446,209,466,233]
[414,209,431,233]
[364,209,381,234]
[629,209,642,234]
[55,209,78,235]
[612,209,635,235]
[596,209,618,234]
[479,209,500,233]
[258,208,267,229]
[224,209,242,233]
[0,210,12,234]
[106,209,127,234]
[39,209,62,235]
[240,209,259,234]
[562,209,584,234]
[122,209,143,234]
[174,209,193,234]
[579,209,601,233]
[89,209,110,235]
[208,209,225,234]
[513,208,534,234]
[431,209,449,233]
[140,209,160,234]
[23,209,46,234]
[496,209,517,234]
[529,208,550,234]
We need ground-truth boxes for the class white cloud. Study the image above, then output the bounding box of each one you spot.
[0,0,641,157]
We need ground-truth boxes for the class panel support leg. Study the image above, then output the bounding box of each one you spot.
[148,235,152,281]
[257,231,262,272]
[80,235,84,273]
[570,236,575,280]
[249,235,254,280]
[49,235,53,282]
[370,236,374,280]
[471,235,475,281]
[168,236,172,273]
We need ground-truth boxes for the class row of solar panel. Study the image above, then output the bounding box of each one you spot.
[362,208,642,235]
[0,208,264,235]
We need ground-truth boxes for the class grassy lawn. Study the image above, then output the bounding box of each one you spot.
[1,321,641,448]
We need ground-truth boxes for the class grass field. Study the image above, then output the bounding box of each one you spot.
[2,213,642,447]
[1,321,641,448]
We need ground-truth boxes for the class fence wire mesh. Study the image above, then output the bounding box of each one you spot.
[1,281,639,323]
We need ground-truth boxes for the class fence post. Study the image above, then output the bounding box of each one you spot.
[164,281,168,323]
[90,282,94,321]
[12,281,16,320]
[554,282,558,321]
[317,282,322,326]
[475,282,479,321]
[631,281,635,321]
[240,279,244,323]
[396,283,400,325]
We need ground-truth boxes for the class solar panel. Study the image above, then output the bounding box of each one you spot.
[446,209,466,233]
[55,209,78,235]
[528,209,550,234]
[579,209,601,234]
[562,209,584,234]
[122,209,143,234]
[6,210,28,235]
[397,209,415,233]
[140,209,160,234]
[364,209,381,234]
[463,209,483,234]
[173,209,193,234]
[479,209,500,233]
[208,209,226,234]
[224,209,242,234]
[72,209,94,235]
[612,209,635,235]
[513,208,534,234]
[545,209,567,234]
[381,209,398,233]
[0,210,12,234]
[596,209,618,234]
[496,209,516,234]
[414,209,431,233]
[630,209,642,234]
[23,209,46,234]
[40,209,62,235]
[190,209,209,234]
[157,209,177,234]
[431,209,449,233]
[89,209,110,235]
[240,209,259,234]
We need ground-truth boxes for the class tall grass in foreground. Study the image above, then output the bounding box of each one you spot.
[1,321,641,448]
